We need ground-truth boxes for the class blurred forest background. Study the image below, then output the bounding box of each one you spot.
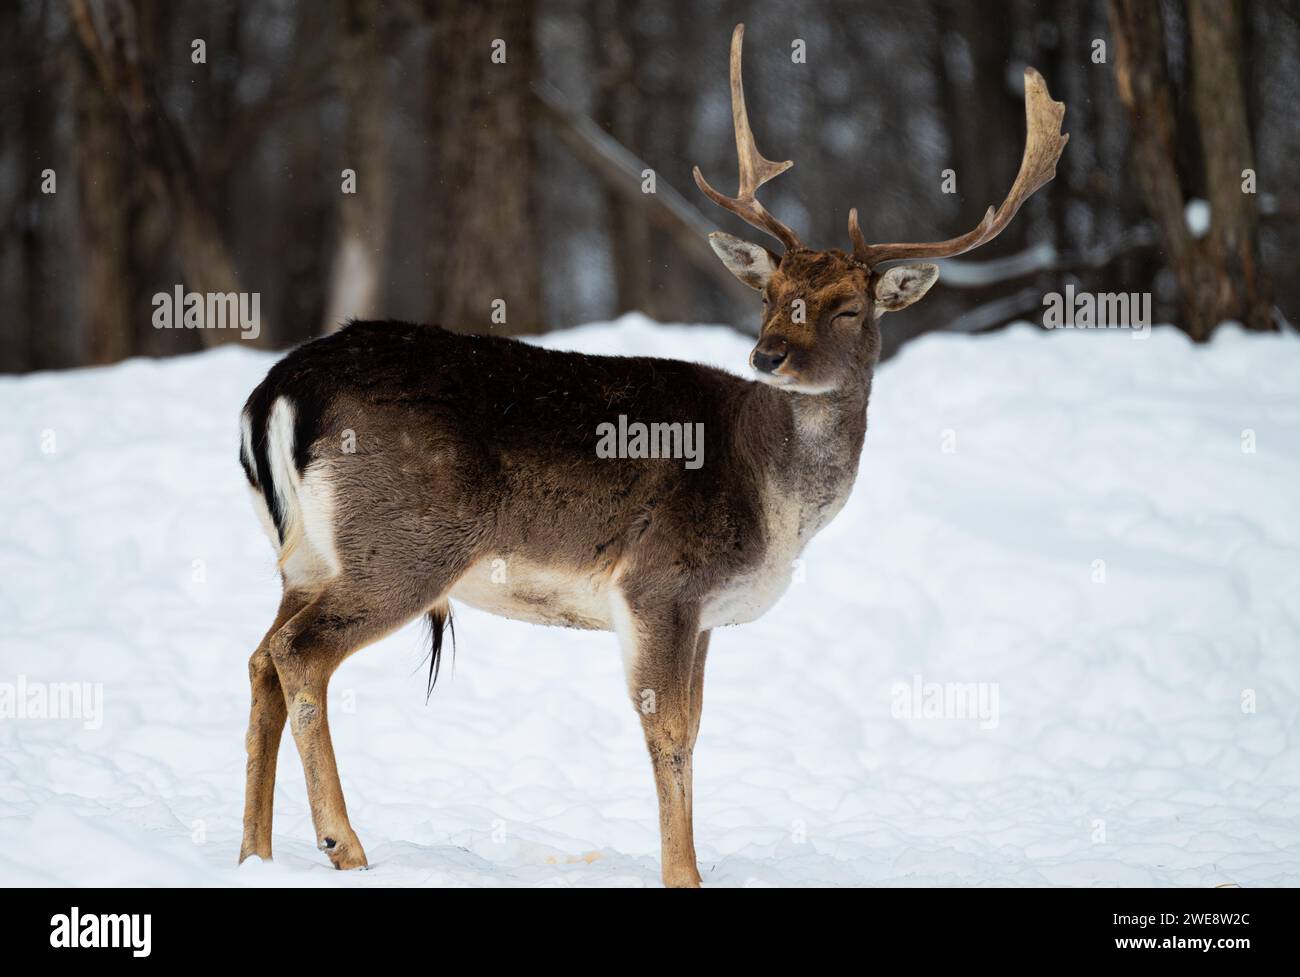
[0,0,1296,374]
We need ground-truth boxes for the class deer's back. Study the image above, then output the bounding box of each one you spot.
[240,320,781,627]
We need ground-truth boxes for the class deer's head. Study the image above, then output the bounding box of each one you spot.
[695,24,1068,394]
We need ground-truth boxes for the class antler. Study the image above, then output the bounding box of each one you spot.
[693,24,804,252]
[851,67,1069,268]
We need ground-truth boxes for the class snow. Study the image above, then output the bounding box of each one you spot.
[2,315,1299,887]
[1185,198,1211,238]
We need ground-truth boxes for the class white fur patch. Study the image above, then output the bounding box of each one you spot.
[266,397,300,543]
[247,485,279,550]
[607,588,641,686]
[239,409,257,481]
[700,478,807,629]
[450,557,616,632]
[242,407,279,553]
[241,396,340,589]
[282,463,342,587]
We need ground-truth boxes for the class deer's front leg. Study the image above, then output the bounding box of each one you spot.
[689,630,710,753]
[614,597,704,888]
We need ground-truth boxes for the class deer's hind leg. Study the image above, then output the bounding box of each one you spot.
[238,590,308,863]
[268,577,453,870]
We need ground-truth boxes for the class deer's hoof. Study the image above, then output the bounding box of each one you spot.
[320,834,368,870]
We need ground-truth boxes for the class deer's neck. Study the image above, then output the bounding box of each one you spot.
[745,374,873,543]
[787,382,871,460]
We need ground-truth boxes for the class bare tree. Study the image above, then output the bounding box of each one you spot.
[2,0,60,370]
[592,0,649,317]
[937,0,1023,248]
[69,0,262,347]
[323,0,393,332]
[426,0,543,335]
[70,40,134,365]
[1109,0,1273,339]
[1186,0,1272,332]
[2,0,1295,373]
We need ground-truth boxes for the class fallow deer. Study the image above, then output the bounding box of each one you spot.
[237,23,1066,887]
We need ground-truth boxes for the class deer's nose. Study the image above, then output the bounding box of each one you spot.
[751,341,788,374]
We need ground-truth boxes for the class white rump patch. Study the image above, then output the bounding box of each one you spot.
[242,395,341,588]
[247,486,279,550]
[266,397,300,543]
[239,409,257,481]
[288,462,342,585]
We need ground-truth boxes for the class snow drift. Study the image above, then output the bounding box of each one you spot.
[1,316,1298,887]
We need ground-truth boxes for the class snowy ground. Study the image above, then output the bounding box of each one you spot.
[2,315,1299,887]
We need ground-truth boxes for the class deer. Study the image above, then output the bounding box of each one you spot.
[236,23,1066,887]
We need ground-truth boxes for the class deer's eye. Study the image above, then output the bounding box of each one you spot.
[833,308,863,321]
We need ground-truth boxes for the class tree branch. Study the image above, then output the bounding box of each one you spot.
[531,81,755,313]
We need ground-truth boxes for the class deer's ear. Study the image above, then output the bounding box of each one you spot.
[873,263,939,312]
[708,232,779,290]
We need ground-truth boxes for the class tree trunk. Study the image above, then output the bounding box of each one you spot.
[938,0,1022,245]
[69,0,262,347]
[427,0,543,335]
[1108,0,1220,339]
[71,42,134,365]
[593,0,652,319]
[323,0,392,332]
[11,1,57,370]
[1186,0,1273,332]
[1108,0,1272,340]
